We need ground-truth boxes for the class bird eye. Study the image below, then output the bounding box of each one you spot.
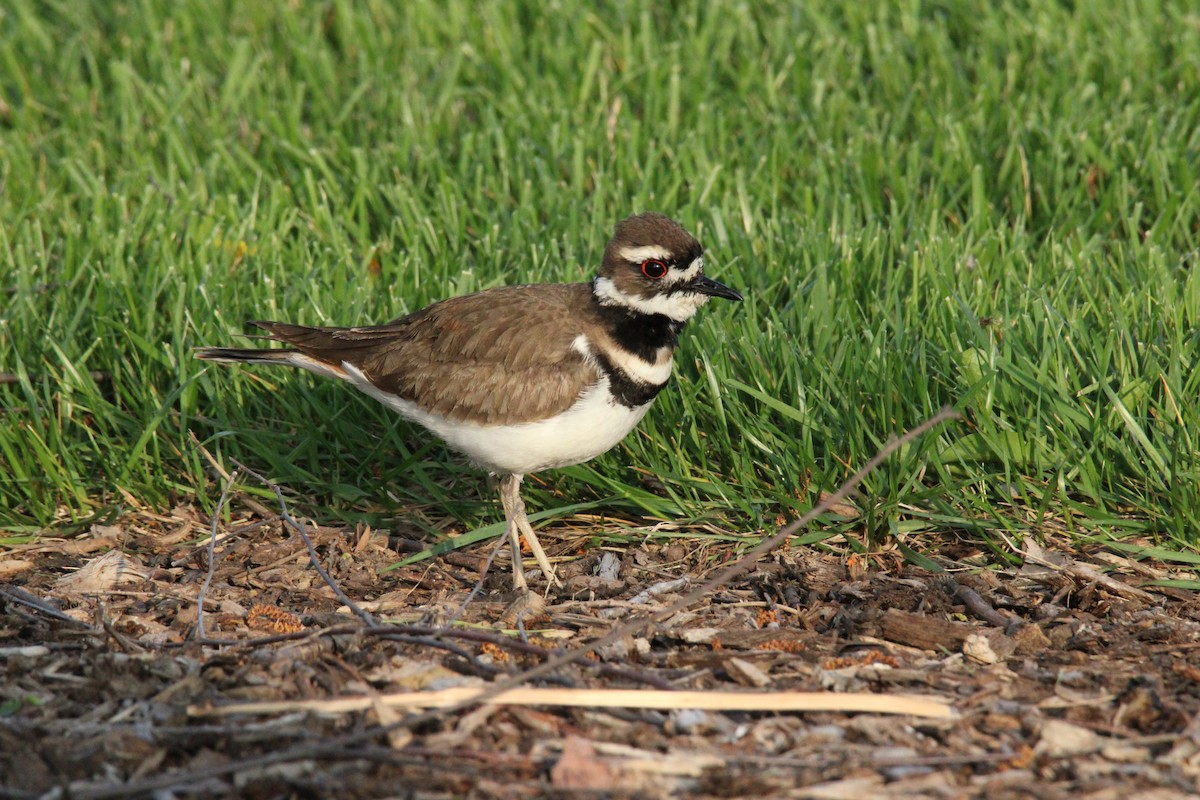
[641,259,668,279]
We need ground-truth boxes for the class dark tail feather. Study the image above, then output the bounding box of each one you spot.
[196,320,371,371]
[194,346,296,364]
[244,320,388,361]
[196,320,299,363]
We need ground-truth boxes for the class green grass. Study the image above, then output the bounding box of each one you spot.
[2,1,1200,564]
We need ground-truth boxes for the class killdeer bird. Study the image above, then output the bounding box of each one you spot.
[197,212,741,598]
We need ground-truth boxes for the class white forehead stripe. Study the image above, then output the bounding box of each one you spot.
[619,245,672,263]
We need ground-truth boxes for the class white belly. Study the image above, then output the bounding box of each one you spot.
[343,364,651,475]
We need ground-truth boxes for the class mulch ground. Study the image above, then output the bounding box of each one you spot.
[2,503,1199,799]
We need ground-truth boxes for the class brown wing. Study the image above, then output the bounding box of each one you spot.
[252,284,600,425]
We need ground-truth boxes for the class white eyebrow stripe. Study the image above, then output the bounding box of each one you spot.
[619,245,672,263]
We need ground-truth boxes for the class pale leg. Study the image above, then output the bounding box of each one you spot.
[498,473,529,592]
[498,473,560,589]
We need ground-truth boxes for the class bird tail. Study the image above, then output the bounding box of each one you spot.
[195,321,351,380]
[193,346,297,364]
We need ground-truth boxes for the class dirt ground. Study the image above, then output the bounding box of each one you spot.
[2,504,1199,799]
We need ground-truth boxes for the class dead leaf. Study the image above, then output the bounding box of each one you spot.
[817,491,860,519]
[55,551,150,596]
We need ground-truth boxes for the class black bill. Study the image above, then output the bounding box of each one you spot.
[690,274,743,301]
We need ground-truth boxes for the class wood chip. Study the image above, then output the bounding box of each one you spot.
[1034,719,1103,758]
[880,608,974,651]
[678,627,722,644]
[724,657,771,688]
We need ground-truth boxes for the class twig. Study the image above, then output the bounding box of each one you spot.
[189,624,360,649]
[178,618,674,691]
[196,468,239,641]
[436,529,511,627]
[189,431,276,519]
[371,633,503,679]
[99,612,146,654]
[194,686,955,718]
[1008,532,1159,602]
[0,587,94,629]
[945,578,1015,630]
[231,460,378,627]
[172,515,281,567]
[1061,560,1157,602]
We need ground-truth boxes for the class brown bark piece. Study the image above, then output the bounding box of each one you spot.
[880,608,975,652]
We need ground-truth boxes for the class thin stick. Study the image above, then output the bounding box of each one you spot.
[0,587,94,629]
[194,686,955,719]
[196,468,238,641]
[172,620,676,691]
[438,527,510,626]
[189,431,277,519]
[946,578,1013,629]
[372,634,502,679]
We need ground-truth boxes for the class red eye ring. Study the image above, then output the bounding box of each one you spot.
[641,259,668,279]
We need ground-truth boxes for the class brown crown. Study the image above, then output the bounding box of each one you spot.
[600,212,703,275]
